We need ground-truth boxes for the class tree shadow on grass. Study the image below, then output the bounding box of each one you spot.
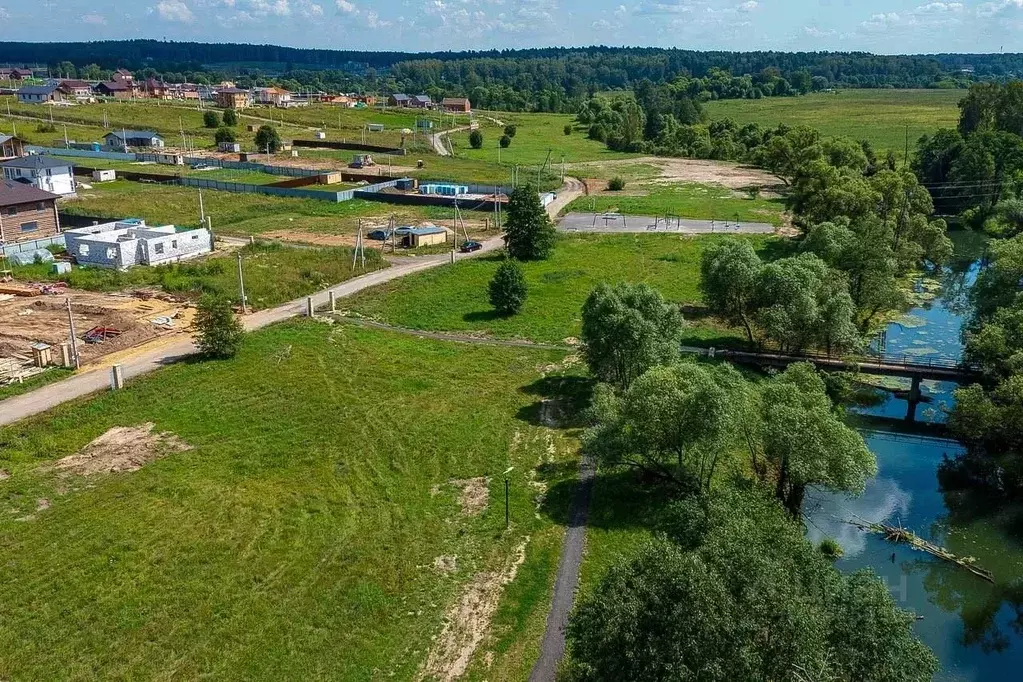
[516,375,594,429]
[463,309,504,323]
[541,465,678,532]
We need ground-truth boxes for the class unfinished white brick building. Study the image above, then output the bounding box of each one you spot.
[64,219,213,270]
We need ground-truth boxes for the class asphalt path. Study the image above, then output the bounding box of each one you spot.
[559,211,775,234]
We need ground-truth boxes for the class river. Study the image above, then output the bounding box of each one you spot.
[805,232,1023,681]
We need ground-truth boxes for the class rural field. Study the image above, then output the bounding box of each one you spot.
[344,232,782,346]
[62,180,495,244]
[0,321,580,680]
[704,89,963,153]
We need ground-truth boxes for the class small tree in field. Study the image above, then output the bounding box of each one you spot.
[608,176,626,191]
[504,124,517,138]
[564,124,572,136]
[222,108,238,126]
[503,183,556,261]
[489,260,528,315]
[255,125,282,153]
[214,127,236,145]
[469,129,484,149]
[500,134,512,148]
[203,110,220,128]
[193,295,244,359]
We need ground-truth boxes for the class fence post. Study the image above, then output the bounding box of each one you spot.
[110,364,124,390]
[306,297,315,317]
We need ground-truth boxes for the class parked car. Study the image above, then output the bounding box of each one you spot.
[460,240,483,253]
[367,229,391,240]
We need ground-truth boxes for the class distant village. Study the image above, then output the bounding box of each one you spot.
[1,66,471,113]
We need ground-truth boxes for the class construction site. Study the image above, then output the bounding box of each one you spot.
[0,280,193,388]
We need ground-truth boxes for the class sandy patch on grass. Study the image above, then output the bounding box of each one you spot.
[449,477,490,517]
[418,538,530,682]
[573,157,782,190]
[0,469,9,481]
[53,423,191,476]
[434,555,459,574]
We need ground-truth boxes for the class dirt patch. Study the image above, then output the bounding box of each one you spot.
[53,423,192,476]
[0,469,9,481]
[418,538,530,682]
[434,555,459,574]
[449,477,490,517]
[36,498,50,511]
[574,157,782,191]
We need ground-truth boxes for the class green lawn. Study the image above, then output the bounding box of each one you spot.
[63,180,490,238]
[704,89,962,153]
[566,183,788,226]
[0,321,577,680]
[12,243,384,311]
[344,233,781,345]
[61,157,289,185]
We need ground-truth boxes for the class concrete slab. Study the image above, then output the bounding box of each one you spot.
[558,211,775,235]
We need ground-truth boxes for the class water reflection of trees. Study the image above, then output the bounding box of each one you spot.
[939,233,986,318]
[911,483,1023,653]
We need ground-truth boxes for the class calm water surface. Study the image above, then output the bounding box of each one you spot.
[806,232,1023,681]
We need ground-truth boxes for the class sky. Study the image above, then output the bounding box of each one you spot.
[1,1,1021,55]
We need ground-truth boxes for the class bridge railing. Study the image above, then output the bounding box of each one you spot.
[714,347,979,374]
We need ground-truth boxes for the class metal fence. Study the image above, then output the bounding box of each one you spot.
[1,234,65,256]
[27,145,136,161]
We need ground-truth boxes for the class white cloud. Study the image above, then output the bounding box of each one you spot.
[81,13,108,24]
[336,0,356,11]
[737,0,758,10]
[803,25,836,38]
[155,0,195,22]
[636,1,695,15]
[592,18,613,29]
[0,7,10,20]
[978,0,1023,17]
[613,4,627,17]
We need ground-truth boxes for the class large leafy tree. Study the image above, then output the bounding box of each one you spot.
[580,283,683,390]
[583,361,741,489]
[566,489,937,682]
[503,183,557,261]
[750,363,876,515]
[700,239,762,343]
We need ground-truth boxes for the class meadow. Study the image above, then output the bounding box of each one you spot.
[0,321,578,680]
[566,183,787,226]
[344,232,782,346]
[62,180,492,239]
[704,89,963,153]
[12,242,384,310]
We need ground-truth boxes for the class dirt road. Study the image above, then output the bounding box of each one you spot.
[429,126,471,156]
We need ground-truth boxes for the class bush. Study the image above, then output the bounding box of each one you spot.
[488,260,528,315]
[607,176,626,191]
[203,110,220,128]
[254,125,282,153]
[503,183,557,261]
[222,108,238,126]
[500,134,512,149]
[564,124,572,136]
[193,294,244,359]
[214,127,236,145]
[818,538,844,559]
[504,124,517,138]
[469,129,484,149]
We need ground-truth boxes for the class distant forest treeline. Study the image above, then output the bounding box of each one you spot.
[2,41,1018,112]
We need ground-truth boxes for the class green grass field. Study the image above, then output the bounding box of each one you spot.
[58,156,290,185]
[12,242,384,310]
[63,180,491,239]
[0,321,577,680]
[345,233,781,345]
[704,89,962,153]
[566,183,787,226]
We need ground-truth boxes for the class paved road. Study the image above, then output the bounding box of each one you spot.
[429,126,471,156]
[528,454,596,682]
[559,211,775,234]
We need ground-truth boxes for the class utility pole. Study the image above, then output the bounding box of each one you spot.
[236,252,247,314]
[198,189,205,224]
[65,297,80,370]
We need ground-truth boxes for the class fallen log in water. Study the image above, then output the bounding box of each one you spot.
[845,518,995,583]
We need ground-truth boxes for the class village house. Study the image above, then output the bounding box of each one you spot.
[111,68,134,84]
[355,94,376,107]
[16,83,64,104]
[0,181,61,245]
[1,156,77,196]
[2,68,35,81]
[441,97,472,113]
[411,95,432,109]
[64,219,213,270]
[143,78,172,99]
[254,87,293,107]
[389,93,411,107]
[94,80,132,99]
[215,87,251,109]
[57,79,94,101]
[103,130,165,149]
[0,135,26,161]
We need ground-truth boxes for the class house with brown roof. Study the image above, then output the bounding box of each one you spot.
[4,68,34,81]
[0,181,61,245]
[57,79,94,100]
[0,135,26,161]
[215,87,251,109]
[254,86,292,107]
[441,97,471,113]
[143,78,172,99]
[111,68,134,84]
[95,80,132,99]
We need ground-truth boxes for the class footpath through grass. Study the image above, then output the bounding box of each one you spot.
[12,242,385,311]
[704,89,962,154]
[345,233,781,346]
[566,183,787,226]
[0,321,578,680]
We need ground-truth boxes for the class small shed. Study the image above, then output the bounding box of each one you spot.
[92,169,116,182]
[406,226,447,248]
[367,123,384,132]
